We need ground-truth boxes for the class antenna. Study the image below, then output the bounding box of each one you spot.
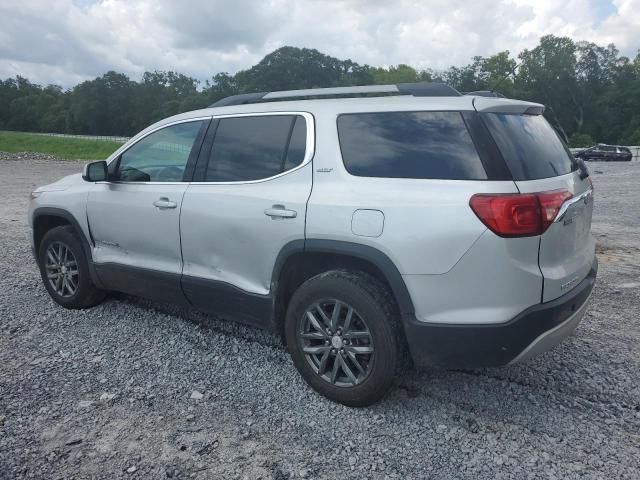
[489,59,524,96]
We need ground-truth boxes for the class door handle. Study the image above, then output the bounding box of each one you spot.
[264,204,297,219]
[153,197,177,209]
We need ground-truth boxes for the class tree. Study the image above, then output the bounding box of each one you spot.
[569,132,595,148]
[515,35,579,143]
[233,46,374,92]
[68,71,135,135]
[371,64,419,84]
[440,52,516,96]
[0,39,638,143]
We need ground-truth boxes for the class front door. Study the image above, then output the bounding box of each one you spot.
[86,119,207,303]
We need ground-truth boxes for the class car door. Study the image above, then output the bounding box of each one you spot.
[87,118,209,303]
[590,146,604,160]
[179,112,313,326]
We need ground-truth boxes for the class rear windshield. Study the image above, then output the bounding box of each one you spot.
[337,111,487,180]
[482,113,576,180]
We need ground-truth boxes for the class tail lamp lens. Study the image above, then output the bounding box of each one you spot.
[469,190,572,237]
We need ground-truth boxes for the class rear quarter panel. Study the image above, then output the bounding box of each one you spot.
[305,110,520,276]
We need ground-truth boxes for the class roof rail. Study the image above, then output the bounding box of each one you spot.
[463,90,506,98]
[208,82,461,107]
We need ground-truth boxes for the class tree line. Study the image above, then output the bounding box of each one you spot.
[1,35,639,147]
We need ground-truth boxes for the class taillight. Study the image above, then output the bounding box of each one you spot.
[469,190,572,237]
[537,190,574,229]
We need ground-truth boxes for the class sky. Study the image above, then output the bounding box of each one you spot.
[0,0,639,87]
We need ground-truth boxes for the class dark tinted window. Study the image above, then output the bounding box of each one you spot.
[482,113,576,180]
[337,112,486,180]
[205,115,306,182]
[117,121,202,182]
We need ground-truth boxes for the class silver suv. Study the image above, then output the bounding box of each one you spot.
[29,83,597,406]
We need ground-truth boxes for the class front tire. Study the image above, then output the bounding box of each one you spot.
[37,226,105,309]
[285,270,403,407]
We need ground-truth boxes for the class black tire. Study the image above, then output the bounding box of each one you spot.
[285,270,403,407]
[37,226,105,309]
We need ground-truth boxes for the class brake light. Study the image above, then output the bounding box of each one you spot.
[469,190,572,237]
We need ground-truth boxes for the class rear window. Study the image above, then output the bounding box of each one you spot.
[337,111,487,180]
[482,113,576,181]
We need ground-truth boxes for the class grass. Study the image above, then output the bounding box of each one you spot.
[0,131,122,160]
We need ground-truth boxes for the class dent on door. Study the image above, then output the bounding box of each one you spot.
[88,185,186,265]
[180,164,312,297]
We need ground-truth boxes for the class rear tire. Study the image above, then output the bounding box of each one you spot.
[37,226,105,309]
[285,270,403,407]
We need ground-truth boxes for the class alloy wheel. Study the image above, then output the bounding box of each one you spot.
[299,299,374,387]
[45,241,79,298]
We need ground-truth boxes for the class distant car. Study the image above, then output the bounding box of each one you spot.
[575,144,632,162]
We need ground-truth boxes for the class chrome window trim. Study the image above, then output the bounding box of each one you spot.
[101,112,315,186]
[190,111,315,185]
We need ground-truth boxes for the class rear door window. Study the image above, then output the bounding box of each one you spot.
[337,111,487,180]
[205,115,306,182]
[482,113,577,180]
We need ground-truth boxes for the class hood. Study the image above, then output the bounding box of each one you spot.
[35,172,84,193]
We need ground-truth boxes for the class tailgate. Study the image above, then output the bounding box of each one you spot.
[480,110,596,303]
[515,172,594,302]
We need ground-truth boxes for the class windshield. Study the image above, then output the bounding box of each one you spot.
[482,113,577,180]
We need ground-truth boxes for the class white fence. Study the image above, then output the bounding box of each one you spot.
[2,130,130,143]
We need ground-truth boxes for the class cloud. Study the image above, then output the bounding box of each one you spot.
[0,0,637,87]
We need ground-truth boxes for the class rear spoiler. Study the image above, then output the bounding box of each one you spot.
[472,96,545,115]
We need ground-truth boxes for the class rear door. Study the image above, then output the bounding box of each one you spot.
[482,112,595,302]
[179,112,313,325]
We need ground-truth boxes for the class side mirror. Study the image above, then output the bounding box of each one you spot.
[82,161,108,182]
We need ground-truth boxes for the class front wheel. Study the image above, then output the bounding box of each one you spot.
[285,270,403,407]
[37,226,105,309]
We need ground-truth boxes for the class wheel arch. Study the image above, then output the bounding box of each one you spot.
[31,208,100,289]
[270,239,414,338]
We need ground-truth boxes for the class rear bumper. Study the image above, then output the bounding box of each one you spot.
[403,258,597,368]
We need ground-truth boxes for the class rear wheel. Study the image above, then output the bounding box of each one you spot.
[285,270,402,406]
[37,226,105,309]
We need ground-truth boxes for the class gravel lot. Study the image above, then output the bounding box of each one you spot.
[1,152,639,479]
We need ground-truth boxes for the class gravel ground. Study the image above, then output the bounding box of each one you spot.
[1,152,639,479]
